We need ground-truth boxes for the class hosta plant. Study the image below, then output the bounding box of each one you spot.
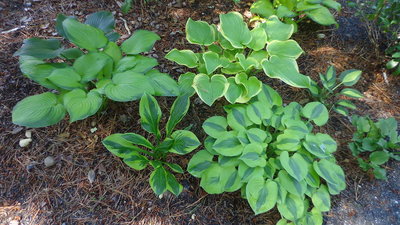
[349,115,400,180]
[310,66,364,116]
[250,0,341,27]
[188,84,346,224]
[386,48,400,76]
[12,11,179,128]
[103,93,200,196]
[166,12,315,106]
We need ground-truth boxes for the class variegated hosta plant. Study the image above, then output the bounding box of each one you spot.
[188,84,346,224]
[166,12,315,106]
[103,94,200,196]
[12,11,179,128]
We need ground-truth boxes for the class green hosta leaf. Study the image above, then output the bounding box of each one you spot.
[117,133,153,149]
[306,165,321,188]
[373,167,387,180]
[63,89,103,122]
[165,49,198,68]
[139,93,162,138]
[334,106,349,116]
[103,134,140,158]
[370,151,390,165]
[219,12,252,48]
[277,5,297,17]
[313,159,346,195]
[305,7,337,26]
[218,155,241,167]
[103,41,122,63]
[246,128,269,144]
[302,102,329,126]
[178,72,196,96]
[193,74,228,106]
[238,163,265,182]
[250,0,275,18]
[340,88,363,98]
[61,48,84,60]
[123,154,149,170]
[164,162,184,173]
[322,65,337,90]
[247,26,268,51]
[62,18,108,51]
[204,136,218,155]
[14,38,63,59]
[256,84,283,107]
[339,69,362,86]
[169,130,200,155]
[203,51,223,74]
[235,73,262,102]
[240,143,266,168]
[236,53,259,71]
[322,0,342,11]
[47,67,83,90]
[149,166,168,195]
[187,150,214,177]
[248,50,269,69]
[301,208,324,225]
[165,171,184,196]
[166,95,190,136]
[201,163,242,193]
[246,176,278,215]
[226,105,252,131]
[336,100,356,110]
[277,193,305,221]
[221,62,244,74]
[84,11,115,34]
[145,70,180,97]
[284,120,309,138]
[186,18,216,46]
[104,71,154,102]
[303,133,337,158]
[203,116,228,138]
[311,185,331,212]
[225,77,244,103]
[115,55,158,73]
[267,40,303,59]
[278,170,307,197]
[121,30,160,54]
[73,52,111,82]
[246,101,273,125]
[213,131,244,157]
[12,92,66,128]
[262,56,312,88]
[280,151,309,181]
[276,131,301,151]
[261,15,294,41]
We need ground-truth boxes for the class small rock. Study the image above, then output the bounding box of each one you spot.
[191,214,196,220]
[317,33,326,39]
[9,220,19,225]
[25,130,32,138]
[19,138,32,147]
[44,156,56,167]
[11,127,23,134]
[90,127,97,133]
[88,170,96,184]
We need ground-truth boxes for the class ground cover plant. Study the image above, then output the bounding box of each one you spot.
[188,84,345,224]
[166,11,315,106]
[12,11,179,128]
[349,115,400,180]
[103,93,200,196]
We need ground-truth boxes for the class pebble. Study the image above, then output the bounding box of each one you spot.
[25,130,32,138]
[44,156,56,167]
[88,170,96,184]
[19,138,32,147]
[9,220,19,225]
[317,33,326,39]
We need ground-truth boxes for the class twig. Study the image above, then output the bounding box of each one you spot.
[120,17,131,35]
[0,26,26,34]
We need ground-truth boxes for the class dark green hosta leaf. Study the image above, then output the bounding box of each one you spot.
[139,93,162,138]
[303,133,337,158]
[267,40,303,59]
[369,151,390,165]
[280,151,309,181]
[178,72,196,96]
[203,116,228,138]
[187,150,214,177]
[145,70,180,97]
[246,176,278,215]
[121,30,160,55]
[62,17,108,51]
[340,88,363,98]
[118,133,153,149]
[277,193,305,221]
[200,163,241,194]
[63,89,103,122]
[300,208,324,225]
[123,154,149,170]
[193,74,228,106]
[250,0,275,18]
[278,170,307,197]
[226,105,252,131]
[203,51,223,74]
[185,18,216,46]
[104,71,155,102]
[12,92,66,128]
[164,162,184,173]
[247,26,268,51]
[47,67,83,90]
[305,7,337,26]
[56,14,74,38]
[102,133,145,158]
[261,15,294,41]
[313,159,346,195]
[149,166,183,196]
[103,42,122,63]
[339,69,362,86]
[73,52,111,82]
[14,38,63,59]
[219,12,252,48]
[61,48,84,60]
[84,11,115,34]
[169,130,200,155]
[311,185,331,212]
[165,49,198,68]
[166,95,190,136]
[373,166,387,180]
[240,143,266,168]
[302,102,329,126]
[213,131,244,157]
[116,55,158,73]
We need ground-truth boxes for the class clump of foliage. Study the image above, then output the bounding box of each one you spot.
[103,94,200,196]
[250,0,341,27]
[310,65,364,116]
[188,84,346,224]
[386,46,400,75]
[166,12,315,106]
[349,115,400,180]
[13,11,179,128]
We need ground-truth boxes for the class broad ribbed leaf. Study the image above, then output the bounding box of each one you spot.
[246,128,269,144]
[226,105,252,131]
[203,51,223,74]
[313,159,346,195]
[165,171,183,196]
[193,74,228,106]
[305,7,337,26]
[280,151,309,181]
[63,89,103,122]
[149,166,167,195]
[301,102,329,126]
[200,163,241,194]
[219,12,252,48]
[203,116,228,138]
[187,150,214,177]
[73,52,111,82]
[102,133,143,158]
[234,73,263,103]
[116,55,158,73]
[225,77,244,103]
[303,133,337,158]
[256,84,283,107]
[14,38,63,59]
[165,49,198,68]
[213,131,244,157]
[186,18,216,46]
[246,101,273,125]
[267,40,303,59]
[238,162,265,182]
[123,154,149,170]
[247,26,268,51]
[311,185,331,212]
[369,151,390,165]
[240,143,266,167]
[47,67,83,90]
[84,11,115,33]
[250,0,275,18]
[61,48,84,60]
[261,16,294,41]
[246,176,278,215]
[276,131,301,151]
[121,30,160,54]
[278,170,307,197]
[277,193,305,221]
[145,70,180,97]
[169,130,200,155]
[139,93,162,138]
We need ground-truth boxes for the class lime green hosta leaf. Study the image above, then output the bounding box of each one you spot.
[193,74,228,106]
[262,56,312,88]
[306,7,337,26]
[236,53,259,71]
[313,159,346,195]
[284,120,309,138]
[149,166,168,195]
[311,185,331,212]
[340,88,364,98]
[323,0,341,11]
[213,131,244,157]
[256,84,283,107]
[246,101,273,125]
[103,42,122,63]
[169,130,200,155]
[203,51,223,74]
[297,1,323,11]
[63,89,103,122]
[247,26,268,51]
[276,131,301,151]
[104,71,155,102]
[247,128,270,144]
[218,155,241,167]
[139,93,162,138]
[166,95,190,136]
[280,151,309,181]
[336,100,356,110]
[302,102,329,126]
[121,30,160,54]
[117,133,153,149]
[246,176,278,215]
[102,133,146,158]
[225,77,244,104]
[300,208,324,225]
[278,170,307,197]
[240,143,267,167]
[178,72,196,96]
[145,70,180,97]
[248,50,269,70]
[370,151,390,165]
[250,0,275,18]
[261,16,294,41]
[123,154,149,170]
[219,12,252,48]
[62,18,108,51]
[200,163,241,194]
[226,105,252,131]
[47,67,83,90]
[14,38,63,60]
[277,193,305,221]
[186,18,216,46]
[12,92,66,128]
[267,40,303,59]
[238,163,265,182]
[306,165,321,188]
[277,5,297,18]
[203,116,228,138]
[303,133,337,158]
[165,170,184,196]
[165,49,198,68]
[73,52,111,82]
[188,150,214,177]
[115,55,158,73]
[339,69,362,86]
[235,73,262,103]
